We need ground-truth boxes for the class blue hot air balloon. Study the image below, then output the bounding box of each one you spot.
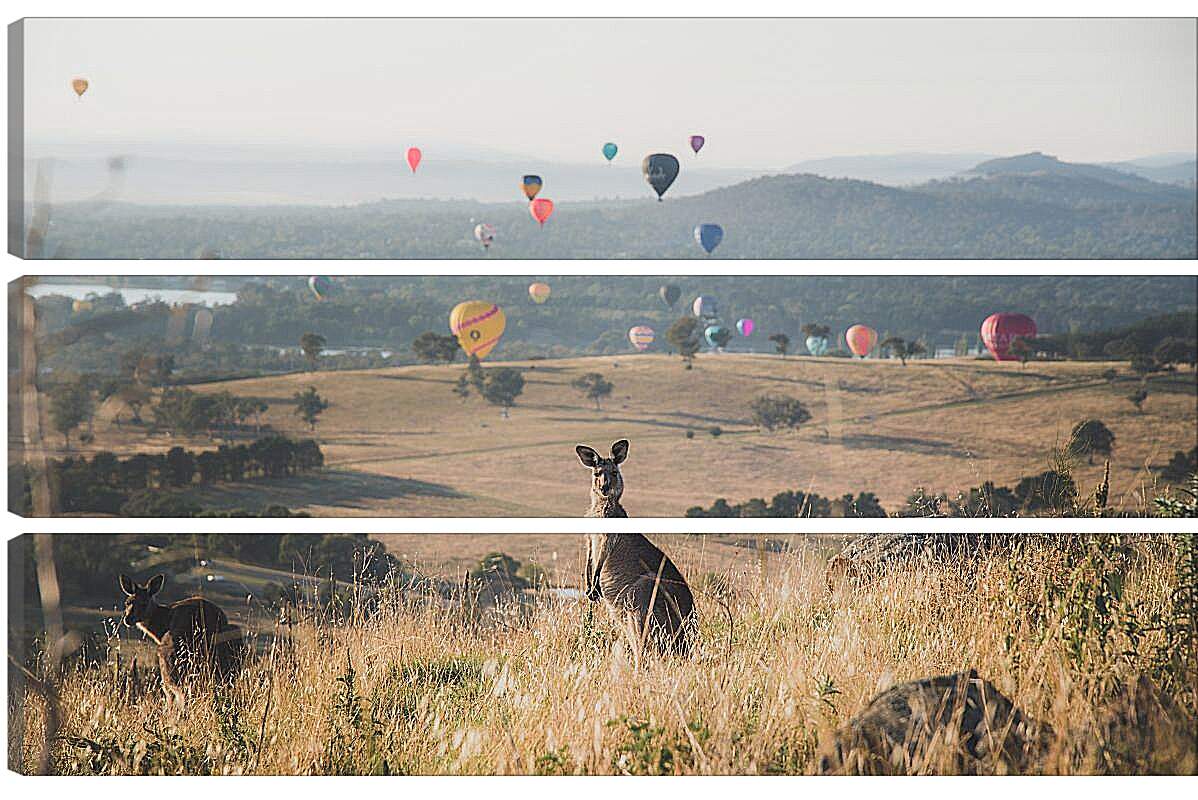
[602,142,618,162]
[704,324,729,349]
[805,335,830,356]
[694,224,723,255]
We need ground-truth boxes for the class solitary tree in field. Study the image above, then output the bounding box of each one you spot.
[411,332,462,365]
[481,368,525,418]
[572,372,614,410]
[466,354,486,394]
[299,332,327,371]
[769,333,790,357]
[750,393,812,432]
[1127,387,1149,413]
[1009,336,1036,368]
[1069,419,1115,465]
[1130,354,1159,379]
[666,317,702,368]
[49,380,94,449]
[293,386,329,432]
[879,336,927,366]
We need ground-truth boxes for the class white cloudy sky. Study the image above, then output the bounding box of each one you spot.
[21,18,1198,167]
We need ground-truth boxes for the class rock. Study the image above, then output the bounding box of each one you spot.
[818,670,1051,775]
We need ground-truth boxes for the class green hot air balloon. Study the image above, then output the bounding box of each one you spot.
[659,284,681,309]
[642,153,679,201]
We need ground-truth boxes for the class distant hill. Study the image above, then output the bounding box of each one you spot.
[784,153,996,186]
[1103,159,1197,186]
[30,152,1197,259]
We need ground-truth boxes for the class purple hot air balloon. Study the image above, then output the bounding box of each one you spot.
[689,135,705,155]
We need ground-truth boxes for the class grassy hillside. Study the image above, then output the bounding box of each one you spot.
[36,353,1198,516]
[11,535,1196,775]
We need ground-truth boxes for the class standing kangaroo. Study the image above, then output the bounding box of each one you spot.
[576,439,696,656]
[119,574,243,709]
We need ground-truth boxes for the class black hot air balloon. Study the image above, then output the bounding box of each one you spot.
[659,284,681,308]
[642,153,679,201]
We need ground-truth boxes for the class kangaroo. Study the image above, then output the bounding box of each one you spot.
[119,574,243,709]
[576,439,696,656]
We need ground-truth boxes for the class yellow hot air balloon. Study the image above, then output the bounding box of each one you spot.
[72,78,89,97]
[528,282,551,304]
[450,301,506,360]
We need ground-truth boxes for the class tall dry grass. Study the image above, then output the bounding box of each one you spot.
[10,534,1197,775]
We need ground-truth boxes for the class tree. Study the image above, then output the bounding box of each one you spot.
[299,332,326,371]
[453,374,471,402]
[469,552,530,592]
[1127,387,1149,413]
[116,381,152,425]
[1008,336,1034,367]
[1068,419,1115,465]
[768,333,790,357]
[665,317,702,368]
[164,446,197,486]
[481,368,525,417]
[466,354,486,394]
[1130,354,1159,378]
[293,386,330,432]
[1154,337,1197,368]
[572,372,614,410]
[750,393,812,432]
[801,323,831,339]
[879,336,927,366]
[411,332,461,365]
[48,380,94,449]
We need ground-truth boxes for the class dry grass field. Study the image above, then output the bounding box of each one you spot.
[11,534,1196,775]
[31,353,1197,516]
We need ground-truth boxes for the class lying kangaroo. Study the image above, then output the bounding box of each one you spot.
[119,574,243,708]
[576,439,696,656]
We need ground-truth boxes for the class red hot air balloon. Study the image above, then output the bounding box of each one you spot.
[529,198,554,227]
[980,313,1037,361]
[406,147,422,173]
[845,324,878,358]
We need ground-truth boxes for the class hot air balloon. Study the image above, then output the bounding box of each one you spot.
[845,324,878,358]
[450,301,506,360]
[659,285,681,309]
[704,324,729,349]
[309,276,332,301]
[737,318,755,337]
[71,299,93,313]
[529,198,554,227]
[406,147,422,173]
[602,143,618,163]
[522,175,543,201]
[805,336,829,356]
[71,78,88,97]
[694,224,723,254]
[642,153,679,201]
[980,313,1037,362]
[529,282,551,304]
[692,295,718,319]
[689,135,705,155]
[628,325,655,351]
[474,223,496,250]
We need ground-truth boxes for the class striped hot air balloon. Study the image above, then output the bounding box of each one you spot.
[450,301,506,360]
[628,325,655,351]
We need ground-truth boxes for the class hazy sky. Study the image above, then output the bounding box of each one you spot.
[22,18,1198,167]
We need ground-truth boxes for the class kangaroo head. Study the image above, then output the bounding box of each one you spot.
[119,573,165,627]
[576,439,629,502]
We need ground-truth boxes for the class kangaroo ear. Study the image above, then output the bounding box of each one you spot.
[119,574,136,596]
[146,574,166,596]
[610,439,630,464]
[576,445,601,468]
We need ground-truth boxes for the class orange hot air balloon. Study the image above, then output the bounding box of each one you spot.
[845,324,878,358]
[450,301,506,360]
[406,147,422,173]
[528,282,551,304]
[71,78,89,97]
[529,198,554,227]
